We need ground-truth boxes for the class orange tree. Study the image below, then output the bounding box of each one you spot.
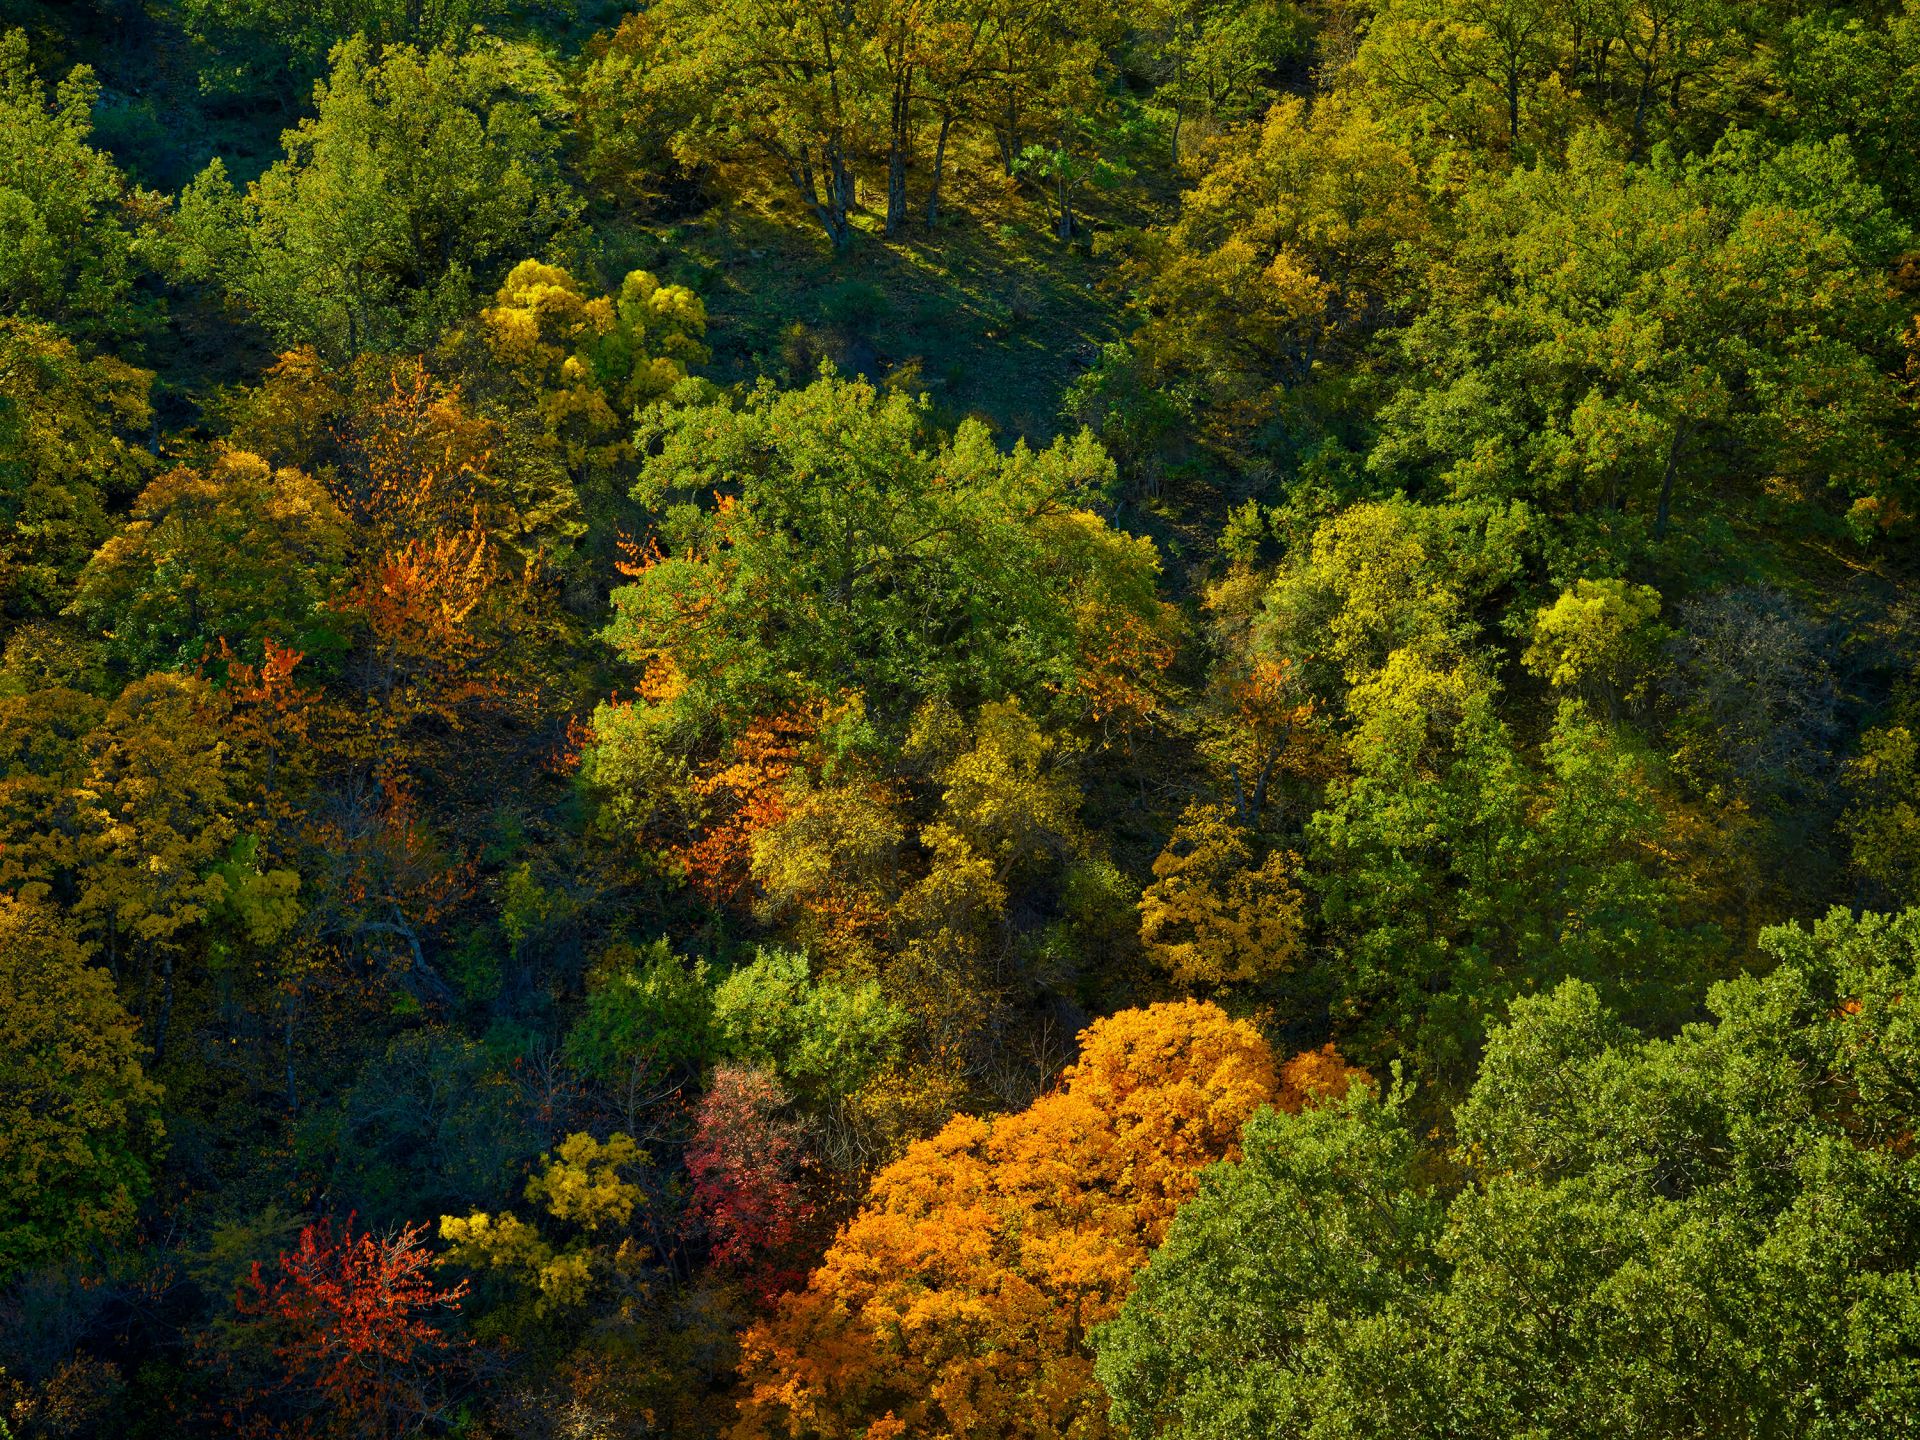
[730,1000,1364,1439]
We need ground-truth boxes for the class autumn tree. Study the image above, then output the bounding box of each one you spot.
[1522,578,1670,722]
[731,1002,1341,1440]
[476,259,708,494]
[235,1213,471,1440]
[685,1065,815,1302]
[440,1132,656,1318]
[1138,801,1305,987]
[0,318,154,620]
[0,896,163,1281]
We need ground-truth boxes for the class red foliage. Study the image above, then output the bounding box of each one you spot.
[235,1214,470,1440]
[685,1065,815,1304]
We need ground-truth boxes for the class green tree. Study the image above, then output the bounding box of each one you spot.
[1310,674,1706,1083]
[0,30,156,340]
[597,370,1169,735]
[178,36,579,359]
[1370,130,1906,561]
[178,0,511,91]
[1521,578,1669,722]
[0,896,163,1280]
[563,939,715,1086]
[644,0,871,249]
[1096,908,1920,1437]
[710,947,908,1103]
[71,450,351,674]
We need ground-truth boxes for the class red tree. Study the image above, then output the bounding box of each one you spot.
[235,1214,470,1440]
[685,1065,815,1303]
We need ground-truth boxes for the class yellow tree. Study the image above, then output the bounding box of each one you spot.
[1138,802,1306,987]
[477,260,708,481]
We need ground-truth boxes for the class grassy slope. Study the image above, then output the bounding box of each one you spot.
[593,132,1177,445]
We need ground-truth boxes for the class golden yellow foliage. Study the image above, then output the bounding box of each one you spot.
[1138,803,1305,986]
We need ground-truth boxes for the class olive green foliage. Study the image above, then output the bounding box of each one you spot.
[0,897,163,1280]
[0,319,153,621]
[71,450,350,671]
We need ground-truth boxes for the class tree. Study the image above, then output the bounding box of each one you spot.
[685,1065,815,1303]
[1138,801,1305,987]
[710,948,907,1105]
[0,30,156,339]
[1093,1084,1440,1440]
[71,673,243,1060]
[178,0,508,89]
[564,939,716,1087]
[476,259,708,485]
[1142,0,1305,160]
[1310,668,1707,1083]
[599,371,1169,738]
[730,1001,1292,1440]
[0,896,163,1281]
[71,449,351,674]
[1521,578,1669,722]
[235,1213,470,1440]
[177,36,579,359]
[1095,910,1920,1438]
[440,1132,656,1318]
[0,318,154,620]
[1370,130,1906,557]
[646,0,871,249]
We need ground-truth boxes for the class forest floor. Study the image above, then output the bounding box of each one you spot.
[596,135,1180,443]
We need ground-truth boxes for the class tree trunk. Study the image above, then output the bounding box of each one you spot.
[1654,421,1689,539]
[886,71,913,236]
[827,145,855,249]
[154,951,175,1062]
[927,113,953,227]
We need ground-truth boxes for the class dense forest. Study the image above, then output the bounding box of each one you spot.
[3,0,1920,1433]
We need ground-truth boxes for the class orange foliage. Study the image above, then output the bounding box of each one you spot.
[212,637,319,820]
[1276,1042,1368,1111]
[681,711,817,908]
[1074,599,1175,733]
[338,361,495,544]
[731,1003,1362,1440]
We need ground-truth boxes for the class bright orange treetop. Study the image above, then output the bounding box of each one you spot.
[730,1001,1364,1440]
